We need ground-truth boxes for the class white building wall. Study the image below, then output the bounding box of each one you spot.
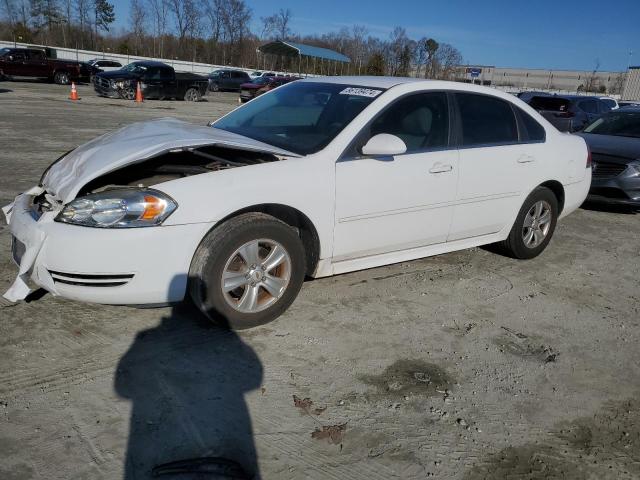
[622,67,640,101]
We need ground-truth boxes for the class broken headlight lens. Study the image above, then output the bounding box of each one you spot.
[55,189,177,228]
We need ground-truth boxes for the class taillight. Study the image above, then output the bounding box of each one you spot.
[586,145,592,168]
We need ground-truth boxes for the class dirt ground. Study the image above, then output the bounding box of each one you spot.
[1,80,639,480]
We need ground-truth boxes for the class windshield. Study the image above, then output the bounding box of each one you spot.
[0,47,11,57]
[584,111,640,138]
[122,63,148,74]
[213,82,384,155]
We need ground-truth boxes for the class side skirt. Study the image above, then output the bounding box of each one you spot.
[325,229,510,277]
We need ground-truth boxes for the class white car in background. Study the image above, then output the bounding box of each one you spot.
[86,58,123,72]
[3,77,591,329]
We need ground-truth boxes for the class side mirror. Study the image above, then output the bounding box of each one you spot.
[361,133,407,157]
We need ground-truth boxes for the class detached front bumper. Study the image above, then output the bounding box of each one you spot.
[3,191,215,305]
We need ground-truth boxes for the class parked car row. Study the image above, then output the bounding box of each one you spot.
[519,92,616,132]
[515,89,639,206]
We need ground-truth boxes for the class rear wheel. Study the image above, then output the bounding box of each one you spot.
[184,87,201,102]
[499,187,558,259]
[53,71,69,85]
[189,213,306,329]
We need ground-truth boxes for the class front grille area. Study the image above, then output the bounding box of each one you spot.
[592,160,628,179]
[94,76,112,94]
[48,270,134,287]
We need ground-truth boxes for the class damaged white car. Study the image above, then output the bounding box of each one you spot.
[3,77,591,328]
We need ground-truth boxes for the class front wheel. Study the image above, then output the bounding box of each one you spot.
[499,186,558,259]
[120,86,136,100]
[189,213,306,329]
[53,71,69,85]
[184,87,201,102]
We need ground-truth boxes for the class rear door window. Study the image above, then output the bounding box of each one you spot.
[578,99,598,114]
[27,50,45,60]
[159,68,174,81]
[529,96,570,112]
[456,93,518,147]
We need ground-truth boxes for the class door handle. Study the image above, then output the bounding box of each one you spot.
[517,155,535,163]
[429,163,453,174]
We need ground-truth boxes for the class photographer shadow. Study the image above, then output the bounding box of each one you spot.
[115,276,263,479]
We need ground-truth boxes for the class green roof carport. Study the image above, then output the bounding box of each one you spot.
[257,40,351,76]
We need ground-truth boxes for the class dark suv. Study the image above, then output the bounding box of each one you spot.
[208,69,251,92]
[526,95,609,132]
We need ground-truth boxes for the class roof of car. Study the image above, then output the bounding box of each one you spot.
[132,60,170,67]
[299,76,424,89]
[212,68,249,73]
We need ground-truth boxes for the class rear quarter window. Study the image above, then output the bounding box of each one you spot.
[516,108,546,142]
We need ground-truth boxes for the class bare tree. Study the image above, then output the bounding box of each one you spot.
[220,0,251,64]
[433,42,462,80]
[146,0,168,56]
[129,0,145,55]
[1,0,18,27]
[73,0,91,47]
[201,0,223,43]
[584,58,601,93]
[261,8,290,40]
[610,72,626,95]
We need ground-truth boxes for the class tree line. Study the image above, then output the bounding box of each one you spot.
[0,0,463,78]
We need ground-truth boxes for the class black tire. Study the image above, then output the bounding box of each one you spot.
[53,71,69,85]
[189,213,306,329]
[184,87,201,102]
[499,186,558,259]
[121,86,136,100]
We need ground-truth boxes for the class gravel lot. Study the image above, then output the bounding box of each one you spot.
[1,80,639,480]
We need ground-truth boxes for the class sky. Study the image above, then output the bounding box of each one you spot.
[109,0,640,72]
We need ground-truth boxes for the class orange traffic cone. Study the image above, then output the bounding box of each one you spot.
[135,81,143,103]
[69,82,79,101]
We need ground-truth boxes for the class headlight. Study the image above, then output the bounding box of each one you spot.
[55,189,177,228]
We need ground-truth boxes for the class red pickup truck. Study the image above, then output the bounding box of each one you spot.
[0,47,84,84]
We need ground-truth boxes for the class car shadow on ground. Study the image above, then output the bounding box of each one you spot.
[114,278,263,479]
[581,201,639,215]
[0,88,12,93]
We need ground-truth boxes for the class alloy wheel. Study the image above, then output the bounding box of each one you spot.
[221,239,292,313]
[522,200,552,249]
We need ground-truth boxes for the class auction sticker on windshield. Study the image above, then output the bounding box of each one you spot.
[339,87,383,98]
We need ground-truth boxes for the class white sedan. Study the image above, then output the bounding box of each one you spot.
[3,77,591,328]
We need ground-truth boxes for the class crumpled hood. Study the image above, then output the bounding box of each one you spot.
[42,117,299,203]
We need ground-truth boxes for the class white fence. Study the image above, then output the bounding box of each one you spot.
[0,40,261,76]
